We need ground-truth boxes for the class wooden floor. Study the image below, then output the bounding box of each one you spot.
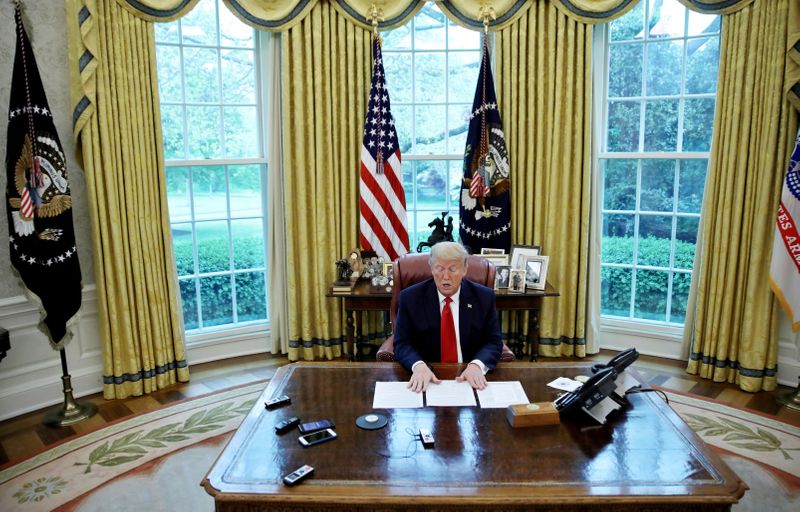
[1,350,798,468]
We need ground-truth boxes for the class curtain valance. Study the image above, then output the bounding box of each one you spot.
[550,0,755,24]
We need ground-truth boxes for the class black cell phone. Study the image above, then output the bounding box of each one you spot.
[297,418,334,434]
[265,395,291,410]
[298,428,337,447]
[274,416,301,434]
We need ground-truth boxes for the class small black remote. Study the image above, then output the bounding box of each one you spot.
[275,416,301,434]
[283,464,314,486]
[265,395,291,410]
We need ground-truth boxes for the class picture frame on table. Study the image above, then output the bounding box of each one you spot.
[494,265,511,289]
[510,244,541,269]
[382,262,393,277]
[482,254,509,267]
[480,248,506,255]
[508,269,526,293]
[521,255,549,290]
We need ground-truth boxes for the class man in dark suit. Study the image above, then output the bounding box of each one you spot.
[394,242,502,392]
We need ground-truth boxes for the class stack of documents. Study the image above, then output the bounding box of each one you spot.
[372,381,528,409]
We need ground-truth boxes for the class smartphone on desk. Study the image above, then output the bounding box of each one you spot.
[298,428,337,447]
[297,418,334,434]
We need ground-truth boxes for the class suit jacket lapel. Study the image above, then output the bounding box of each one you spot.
[458,280,472,345]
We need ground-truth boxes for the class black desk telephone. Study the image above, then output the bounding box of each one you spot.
[554,348,640,423]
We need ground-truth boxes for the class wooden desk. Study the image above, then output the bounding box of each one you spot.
[327,281,559,361]
[203,362,745,511]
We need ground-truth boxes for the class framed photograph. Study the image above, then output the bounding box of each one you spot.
[494,265,511,289]
[521,255,549,290]
[510,244,541,270]
[482,254,509,267]
[480,248,506,255]
[508,269,526,293]
[382,262,393,277]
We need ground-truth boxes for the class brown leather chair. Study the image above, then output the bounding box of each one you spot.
[376,253,516,363]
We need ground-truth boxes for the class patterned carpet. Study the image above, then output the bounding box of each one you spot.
[0,384,798,511]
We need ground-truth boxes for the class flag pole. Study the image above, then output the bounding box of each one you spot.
[43,348,97,427]
[777,377,800,411]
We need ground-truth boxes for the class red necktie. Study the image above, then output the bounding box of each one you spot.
[440,297,458,363]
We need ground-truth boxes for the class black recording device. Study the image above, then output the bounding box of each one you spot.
[264,395,291,410]
[554,367,620,422]
[274,416,301,434]
[591,348,639,374]
[298,418,335,434]
[298,428,337,447]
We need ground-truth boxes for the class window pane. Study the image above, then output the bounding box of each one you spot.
[415,52,445,103]
[610,1,643,41]
[675,216,699,268]
[646,40,682,96]
[640,159,675,212]
[393,104,413,154]
[219,6,254,48]
[449,160,462,207]
[156,45,182,103]
[685,37,719,94]
[160,105,185,160]
[634,268,668,321]
[224,106,259,158]
[603,159,637,210]
[186,106,222,159]
[448,21,480,49]
[196,220,230,273]
[402,160,414,208]
[221,49,256,104]
[232,218,265,270]
[415,4,446,50]
[670,272,691,323]
[648,0,685,39]
[601,267,632,316]
[384,53,412,103]
[172,223,194,275]
[192,166,227,220]
[643,99,678,151]
[179,279,199,329]
[677,159,706,213]
[688,11,719,37]
[447,104,470,154]
[181,0,218,46]
[155,21,179,44]
[638,215,672,266]
[608,43,642,98]
[415,160,447,210]
[415,105,447,154]
[383,24,411,50]
[682,98,715,151]
[236,272,267,322]
[448,51,480,102]
[602,213,635,263]
[229,165,263,218]
[607,101,641,152]
[167,166,192,222]
[200,275,233,327]
[183,47,219,103]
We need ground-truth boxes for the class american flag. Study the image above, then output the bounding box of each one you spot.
[359,35,409,262]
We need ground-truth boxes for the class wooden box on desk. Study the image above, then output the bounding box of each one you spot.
[507,402,560,427]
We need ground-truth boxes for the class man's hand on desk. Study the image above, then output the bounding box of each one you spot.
[456,363,488,390]
[408,364,441,393]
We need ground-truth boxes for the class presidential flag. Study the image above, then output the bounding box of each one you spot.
[359,35,409,262]
[5,4,82,347]
[769,126,800,332]
[459,35,511,254]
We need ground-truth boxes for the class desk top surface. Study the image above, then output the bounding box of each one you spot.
[203,362,744,508]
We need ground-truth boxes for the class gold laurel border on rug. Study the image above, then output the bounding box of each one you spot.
[0,382,266,510]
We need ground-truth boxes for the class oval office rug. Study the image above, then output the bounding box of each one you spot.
[0,383,798,511]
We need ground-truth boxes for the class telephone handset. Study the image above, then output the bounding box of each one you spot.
[554,367,618,416]
[591,348,639,374]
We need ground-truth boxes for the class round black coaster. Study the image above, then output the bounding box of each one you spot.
[355,413,388,430]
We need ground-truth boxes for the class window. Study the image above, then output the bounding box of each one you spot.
[382,3,482,249]
[155,0,268,336]
[597,1,720,331]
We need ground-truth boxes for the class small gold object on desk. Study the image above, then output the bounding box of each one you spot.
[507,402,560,428]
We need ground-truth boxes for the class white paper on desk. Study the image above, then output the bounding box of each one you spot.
[476,381,529,408]
[372,382,423,408]
[425,380,477,407]
[547,377,583,392]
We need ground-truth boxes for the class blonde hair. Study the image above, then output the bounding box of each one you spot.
[429,242,468,267]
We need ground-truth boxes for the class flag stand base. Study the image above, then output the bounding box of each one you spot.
[43,349,97,427]
[777,377,800,412]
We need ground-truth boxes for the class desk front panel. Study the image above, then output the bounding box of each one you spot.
[204,362,744,509]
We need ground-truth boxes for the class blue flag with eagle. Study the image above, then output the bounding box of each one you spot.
[459,35,511,253]
[5,4,82,348]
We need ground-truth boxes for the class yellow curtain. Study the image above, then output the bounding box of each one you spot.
[281,2,375,360]
[549,0,755,23]
[67,0,189,399]
[495,1,592,358]
[687,0,798,392]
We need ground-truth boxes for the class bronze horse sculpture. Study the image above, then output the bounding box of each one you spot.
[416,212,454,252]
